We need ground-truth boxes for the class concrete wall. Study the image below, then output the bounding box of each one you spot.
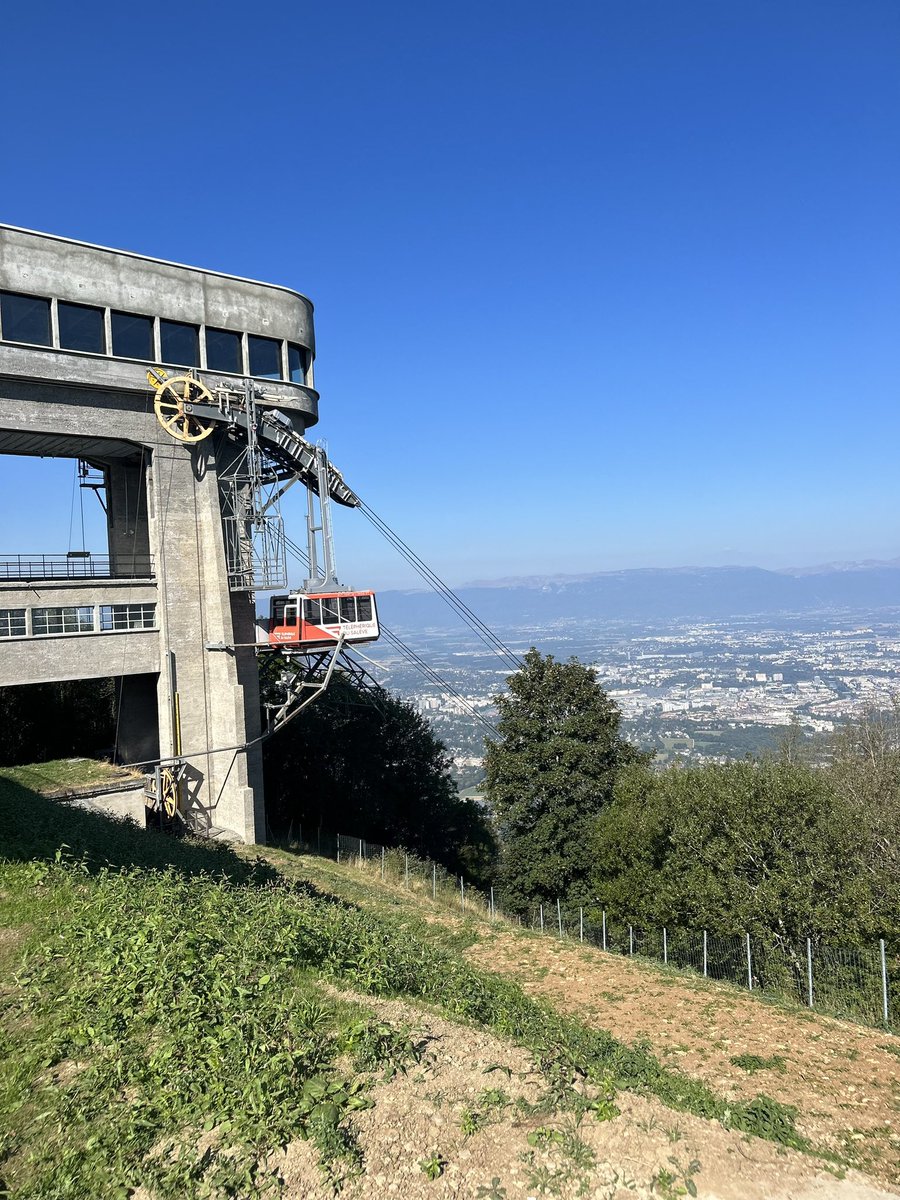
[0,579,159,687]
[0,224,317,355]
[0,630,159,688]
[63,780,148,826]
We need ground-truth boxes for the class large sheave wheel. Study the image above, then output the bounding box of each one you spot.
[159,768,179,818]
[151,372,216,443]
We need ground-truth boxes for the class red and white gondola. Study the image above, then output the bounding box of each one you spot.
[265,590,379,650]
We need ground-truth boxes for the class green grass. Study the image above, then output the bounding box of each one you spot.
[0,758,138,795]
[731,1053,788,1075]
[0,779,817,1197]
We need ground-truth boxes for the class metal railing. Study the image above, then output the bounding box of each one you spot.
[0,553,154,581]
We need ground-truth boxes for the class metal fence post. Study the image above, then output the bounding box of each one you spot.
[404,854,409,888]
[432,863,436,899]
[579,906,583,942]
[602,910,607,951]
[336,834,341,864]
[539,904,544,933]
[629,925,634,955]
[703,929,708,977]
[881,939,890,1026]
[746,933,753,990]
[557,898,563,937]
[807,937,814,1008]
[490,886,495,919]
[663,927,668,965]
[359,837,364,860]
[460,876,465,910]
[381,846,385,881]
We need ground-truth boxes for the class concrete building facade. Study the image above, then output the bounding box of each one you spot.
[0,225,323,842]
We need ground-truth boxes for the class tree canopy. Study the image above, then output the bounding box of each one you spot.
[590,758,867,956]
[484,648,644,912]
[263,673,496,884]
[589,703,900,956]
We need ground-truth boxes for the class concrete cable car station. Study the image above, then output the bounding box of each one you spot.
[0,225,354,842]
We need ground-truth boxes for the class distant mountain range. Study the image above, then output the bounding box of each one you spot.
[377,559,900,628]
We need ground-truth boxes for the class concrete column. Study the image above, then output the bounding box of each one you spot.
[115,673,160,767]
[105,458,151,575]
[147,431,264,843]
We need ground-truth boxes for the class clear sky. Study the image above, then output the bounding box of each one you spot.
[1,1,898,588]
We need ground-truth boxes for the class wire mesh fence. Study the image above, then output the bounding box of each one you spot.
[291,828,898,1035]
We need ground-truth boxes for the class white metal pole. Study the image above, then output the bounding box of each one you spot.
[579,906,583,942]
[663,927,668,965]
[703,929,708,977]
[746,933,753,990]
[432,862,436,899]
[602,910,607,951]
[881,939,890,1026]
[557,898,563,937]
[381,846,385,880]
[629,925,634,955]
[807,937,813,1008]
[460,876,465,910]
[539,904,544,933]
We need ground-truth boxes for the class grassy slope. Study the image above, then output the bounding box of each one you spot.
[0,758,139,795]
[0,778,826,1198]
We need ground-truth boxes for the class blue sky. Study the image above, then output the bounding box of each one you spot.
[1,1,898,587]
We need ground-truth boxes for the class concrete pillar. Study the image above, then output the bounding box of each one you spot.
[147,431,264,843]
[114,673,160,767]
[105,458,151,575]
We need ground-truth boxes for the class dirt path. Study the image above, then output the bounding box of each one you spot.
[273,989,895,1200]
[466,930,900,1184]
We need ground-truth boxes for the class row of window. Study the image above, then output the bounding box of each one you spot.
[0,603,156,638]
[274,594,375,626]
[0,290,311,383]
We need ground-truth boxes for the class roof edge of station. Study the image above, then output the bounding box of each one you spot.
[0,224,314,309]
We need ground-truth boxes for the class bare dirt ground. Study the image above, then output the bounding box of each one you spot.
[271,989,896,1200]
[258,854,900,1193]
[466,930,900,1186]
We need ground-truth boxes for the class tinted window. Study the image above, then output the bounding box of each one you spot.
[304,598,321,624]
[248,335,282,379]
[0,292,51,345]
[320,598,339,623]
[340,597,356,622]
[288,343,309,384]
[206,327,242,373]
[160,320,199,366]
[58,301,105,353]
[111,311,153,360]
[357,596,372,622]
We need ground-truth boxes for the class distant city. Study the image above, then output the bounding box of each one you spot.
[367,561,900,789]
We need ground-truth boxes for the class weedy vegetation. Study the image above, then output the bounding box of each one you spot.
[0,779,820,1197]
[730,1053,788,1075]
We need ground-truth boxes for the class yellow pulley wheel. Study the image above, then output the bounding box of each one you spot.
[151,373,216,444]
[160,768,179,818]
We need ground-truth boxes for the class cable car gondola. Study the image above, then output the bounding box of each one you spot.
[267,589,379,649]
